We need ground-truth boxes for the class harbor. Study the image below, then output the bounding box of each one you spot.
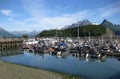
[0,48,120,79]
[1,0,120,79]
[21,36,120,60]
[0,36,120,79]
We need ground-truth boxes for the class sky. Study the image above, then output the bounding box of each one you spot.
[0,0,120,32]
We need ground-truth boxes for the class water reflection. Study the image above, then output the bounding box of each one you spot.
[0,49,111,63]
[20,50,107,64]
[0,49,23,57]
[73,55,106,63]
[0,49,120,79]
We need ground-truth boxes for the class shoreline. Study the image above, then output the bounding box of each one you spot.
[0,61,83,79]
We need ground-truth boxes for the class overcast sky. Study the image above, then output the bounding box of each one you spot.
[0,0,120,31]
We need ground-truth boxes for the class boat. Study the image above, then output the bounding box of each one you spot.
[23,38,38,45]
[118,57,120,61]
[22,38,38,49]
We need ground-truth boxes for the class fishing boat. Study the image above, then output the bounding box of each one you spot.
[23,38,38,45]
[118,57,120,61]
[22,38,38,49]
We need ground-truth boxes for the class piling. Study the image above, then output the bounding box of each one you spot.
[0,38,23,50]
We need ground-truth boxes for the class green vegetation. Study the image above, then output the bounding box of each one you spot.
[37,25,106,37]
[22,34,28,39]
[101,19,120,35]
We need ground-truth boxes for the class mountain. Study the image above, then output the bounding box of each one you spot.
[28,31,39,37]
[114,24,120,34]
[38,25,106,37]
[114,24,120,27]
[0,27,16,37]
[38,19,120,37]
[10,31,29,37]
[101,19,115,31]
[62,19,92,29]
[10,31,39,37]
[100,19,120,35]
[103,28,115,36]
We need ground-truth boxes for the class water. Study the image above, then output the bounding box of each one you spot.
[0,49,120,79]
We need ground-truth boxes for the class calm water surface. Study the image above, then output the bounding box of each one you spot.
[0,49,120,79]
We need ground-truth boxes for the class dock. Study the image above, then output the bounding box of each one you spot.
[0,38,23,50]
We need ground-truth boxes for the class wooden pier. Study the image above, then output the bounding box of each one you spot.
[0,38,23,50]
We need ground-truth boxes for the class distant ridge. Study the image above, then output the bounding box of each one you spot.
[100,19,120,35]
[10,31,39,37]
[0,27,16,37]
[38,19,120,37]
[62,19,92,29]
[62,19,120,35]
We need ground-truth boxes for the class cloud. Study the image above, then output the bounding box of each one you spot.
[51,5,69,16]
[22,0,47,19]
[21,0,93,30]
[21,0,92,30]
[7,9,90,31]
[7,17,41,31]
[1,10,12,16]
[10,0,119,31]
[40,17,74,29]
[5,18,33,31]
[8,18,14,21]
[100,1,120,17]
[1,9,19,17]
[39,10,92,29]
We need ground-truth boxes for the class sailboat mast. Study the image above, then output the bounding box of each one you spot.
[77,15,79,39]
[34,28,35,37]
[56,28,57,39]
[33,25,35,37]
